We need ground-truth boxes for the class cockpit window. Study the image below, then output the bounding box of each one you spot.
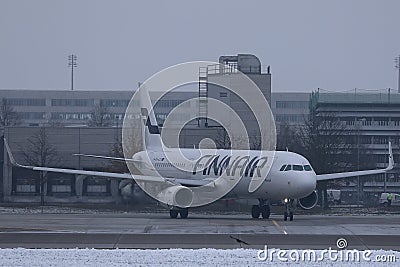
[280,165,287,171]
[284,165,292,171]
[303,165,312,171]
[293,165,304,171]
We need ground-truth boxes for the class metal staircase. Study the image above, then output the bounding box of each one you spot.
[198,66,208,127]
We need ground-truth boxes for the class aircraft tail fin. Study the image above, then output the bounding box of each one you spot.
[138,85,164,151]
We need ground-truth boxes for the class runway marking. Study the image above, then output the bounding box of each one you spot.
[272,220,288,235]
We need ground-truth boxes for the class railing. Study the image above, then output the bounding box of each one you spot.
[206,64,266,75]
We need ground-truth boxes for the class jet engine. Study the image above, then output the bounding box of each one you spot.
[156,185,193,208]
[297,191,318,210]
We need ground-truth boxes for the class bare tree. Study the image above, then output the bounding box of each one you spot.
[296,111,353,209]
[0,98,20,127]
[276,123,302,152]
[88,104,111,127]
[22,127,59,206]
[214,129,231,149]
[298,112,351,173]
[108,124,143,173]
[107,141,129,173]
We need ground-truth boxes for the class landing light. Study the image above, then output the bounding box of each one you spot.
[284,198,289,203]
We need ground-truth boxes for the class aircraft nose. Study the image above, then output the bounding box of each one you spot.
[291,173,316,198]
[303,173,317,195]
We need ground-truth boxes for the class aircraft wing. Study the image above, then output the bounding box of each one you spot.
[4,138,211,186]
[73,153,155,170]
[316,142,394,181]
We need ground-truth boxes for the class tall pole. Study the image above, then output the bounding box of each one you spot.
[68,54,77,91]
[395,55,400,93]
[356,118,366,205]
[357,122,360,205]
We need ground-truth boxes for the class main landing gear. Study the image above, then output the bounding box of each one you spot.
[251,199,270,219]
[169,208,189,219]
[283,198,294,221]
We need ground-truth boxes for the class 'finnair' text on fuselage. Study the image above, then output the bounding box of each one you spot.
[192,155,269,177]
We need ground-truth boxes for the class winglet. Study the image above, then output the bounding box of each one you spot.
[4,138,31,169]
[4,138,16,166]
[386,141,394,171]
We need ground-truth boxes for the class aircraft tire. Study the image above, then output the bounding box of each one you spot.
[179,208,189,219]
[261,205,270,219]
[289,212,293,221]
[170,209,179,219]
[284,211,288,221]
[251,205,261,219]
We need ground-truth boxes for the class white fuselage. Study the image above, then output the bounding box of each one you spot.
[132,148,317,202]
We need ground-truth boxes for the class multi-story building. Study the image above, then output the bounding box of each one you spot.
[271,92,310,129]
[312,89,400,201]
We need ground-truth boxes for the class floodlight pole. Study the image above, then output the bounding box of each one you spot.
[395,55,400,93]
[68,54,77,91]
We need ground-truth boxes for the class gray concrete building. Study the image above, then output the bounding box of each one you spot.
[312,89,400,201]
[2,127,123,203]
[271,92,310,127]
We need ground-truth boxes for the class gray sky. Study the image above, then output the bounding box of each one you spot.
[1,0,399,92]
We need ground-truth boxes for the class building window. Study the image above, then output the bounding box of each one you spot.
[83,177,110,196]
[100,99,130,107]
[276,101,309,109]
[87,185,107,193]
[275,114,305,123]
[16,112,46,120]
[155,99,188,108]
[113,114,124,120]
[51,99,94,107]
[51,113,92,120]
[16,184,36,193]
[373,136,389,145]
[51,185,72,193]
[14,177,37,195]
[48,175,73,195]
[6,98,45,106]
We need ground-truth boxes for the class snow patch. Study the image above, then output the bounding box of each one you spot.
[0,248,398,266]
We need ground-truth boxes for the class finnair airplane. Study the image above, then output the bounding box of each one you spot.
[4,97,394,221]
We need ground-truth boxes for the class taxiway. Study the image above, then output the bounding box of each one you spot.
[0,212,399,249]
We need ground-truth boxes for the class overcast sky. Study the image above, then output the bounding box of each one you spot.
[1,0,399,92]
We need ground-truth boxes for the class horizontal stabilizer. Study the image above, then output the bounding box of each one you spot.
[73,153,155,170]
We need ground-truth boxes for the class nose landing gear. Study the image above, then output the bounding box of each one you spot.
[283,198,294,221]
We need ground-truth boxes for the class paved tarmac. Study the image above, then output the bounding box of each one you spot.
[0,212,399,249]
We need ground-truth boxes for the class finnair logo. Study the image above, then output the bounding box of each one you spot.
[192,155,269,178]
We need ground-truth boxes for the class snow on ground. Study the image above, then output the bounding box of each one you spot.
[0,206,110,214]
[0,248,398,267]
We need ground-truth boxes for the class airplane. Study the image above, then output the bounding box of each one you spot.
[4,91,394,221]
